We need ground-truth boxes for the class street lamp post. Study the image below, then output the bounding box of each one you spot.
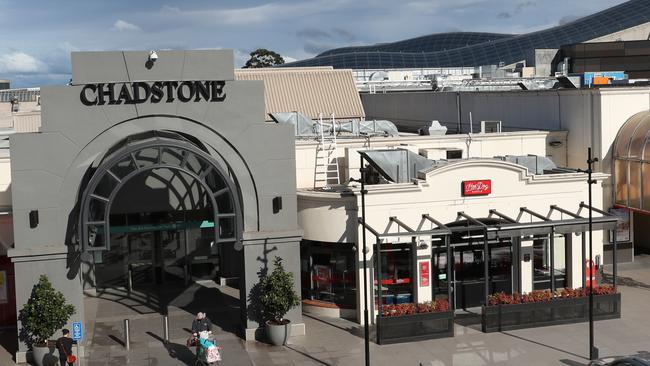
[580,147,599,361]
[359,154,371,366]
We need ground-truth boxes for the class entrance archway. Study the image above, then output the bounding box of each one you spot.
[79,130,243,289]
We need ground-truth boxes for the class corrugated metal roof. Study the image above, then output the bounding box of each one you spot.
[235,67,364,121]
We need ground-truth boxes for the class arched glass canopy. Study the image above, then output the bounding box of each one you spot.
[79,130,242,252]
[614,111,650,211]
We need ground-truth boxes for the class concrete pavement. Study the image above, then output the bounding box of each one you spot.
[1,255,650,365]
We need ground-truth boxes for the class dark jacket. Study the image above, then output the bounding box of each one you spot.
[56,336,73,359]
[191,317,213,333]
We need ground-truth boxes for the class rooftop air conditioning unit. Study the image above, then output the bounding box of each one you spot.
[481,120,502,133]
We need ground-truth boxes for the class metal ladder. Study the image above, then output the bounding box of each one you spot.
[314,113,341,188]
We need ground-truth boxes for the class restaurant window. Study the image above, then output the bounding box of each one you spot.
[533,234,567,290]
[374,242,413,306]
[300,240,356,309]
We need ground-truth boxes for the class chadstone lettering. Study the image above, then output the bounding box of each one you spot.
[80,80,226,106]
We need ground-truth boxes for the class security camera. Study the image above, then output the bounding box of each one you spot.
[148,50,158,62]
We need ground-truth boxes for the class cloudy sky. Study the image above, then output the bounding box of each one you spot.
[0,0,627,88]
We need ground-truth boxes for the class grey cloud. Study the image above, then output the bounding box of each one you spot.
[497,12,512,19]
[515,1,536,13]
[297,28,332,39]
[332,27,355,42]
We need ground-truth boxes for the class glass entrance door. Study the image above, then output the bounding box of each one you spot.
[128,232,155,287]
[158,230,187,284]
[433,240,512,310]
[128,230,188,288]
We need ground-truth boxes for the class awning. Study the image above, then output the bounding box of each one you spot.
[359,202,618,240]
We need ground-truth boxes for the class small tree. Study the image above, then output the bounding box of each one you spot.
[19,275,75,348]
[259,257,300,324]
[243,48,285,68]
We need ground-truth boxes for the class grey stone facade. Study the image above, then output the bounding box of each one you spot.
[9,50,303,362]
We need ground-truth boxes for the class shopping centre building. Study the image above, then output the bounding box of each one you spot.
[0,50,628,360]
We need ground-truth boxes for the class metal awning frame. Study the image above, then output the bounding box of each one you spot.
[359,203,620,320]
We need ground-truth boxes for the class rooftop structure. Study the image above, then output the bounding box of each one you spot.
[283,0,650,70]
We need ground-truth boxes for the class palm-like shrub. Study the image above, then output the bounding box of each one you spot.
[258,257,300,324]
[18,275,75,348]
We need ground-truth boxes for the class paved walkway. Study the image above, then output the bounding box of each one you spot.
[2,255,650,365]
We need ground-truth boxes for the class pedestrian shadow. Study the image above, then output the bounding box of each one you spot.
[166,342,195,366]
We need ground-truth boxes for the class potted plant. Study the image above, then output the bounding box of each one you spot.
[258,257,300,346]
[18,275,75,366]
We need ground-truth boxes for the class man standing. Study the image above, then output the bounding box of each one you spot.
[56,329,75,366]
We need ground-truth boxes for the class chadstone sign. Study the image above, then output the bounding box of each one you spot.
[80,80,226,105]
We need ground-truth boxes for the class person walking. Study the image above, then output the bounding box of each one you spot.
[56,329,75,366]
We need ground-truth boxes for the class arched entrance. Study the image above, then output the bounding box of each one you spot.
[78,130,243,290]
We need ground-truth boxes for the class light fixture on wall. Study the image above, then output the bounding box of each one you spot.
[549,141,563,147]
[146,51,158,69]
[417,240,429,250]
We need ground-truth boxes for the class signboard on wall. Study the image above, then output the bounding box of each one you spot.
[0,271,7,304]
[419,261,430,287]
[609,208,631,242]
[462,180,492,196]
[313,265,332,293]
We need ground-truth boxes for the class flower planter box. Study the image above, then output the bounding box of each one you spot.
[482,293,621,333]
[376,310,454,345]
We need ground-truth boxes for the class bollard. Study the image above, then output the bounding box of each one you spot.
[163,315,169,344]
[124,319,130,350]
[127,268,133,292]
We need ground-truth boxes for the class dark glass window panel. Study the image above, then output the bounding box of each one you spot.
[88,197,106,221]
[218,217,236,240]
[94,173,119,199]
[112,155,137,180]
[160,147,184,166]
[134,147,160,168]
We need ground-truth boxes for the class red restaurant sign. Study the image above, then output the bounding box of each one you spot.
[419,261,429,287]
[462,179,491,196]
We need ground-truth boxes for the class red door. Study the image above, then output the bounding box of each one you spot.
[0,256,16,327]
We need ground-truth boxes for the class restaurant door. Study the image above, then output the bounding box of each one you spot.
[433,240,512,309]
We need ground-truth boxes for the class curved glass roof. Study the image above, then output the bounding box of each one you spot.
[614,110,650,212]
[316,32,515,57]
[283,0,650,69]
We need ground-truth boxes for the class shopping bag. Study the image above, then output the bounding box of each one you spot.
[206,345,221,363]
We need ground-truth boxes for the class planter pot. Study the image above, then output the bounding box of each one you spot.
[482,293,621,333]
[266,320,291,346]
[377,310,454,345]
[31,342,58,366]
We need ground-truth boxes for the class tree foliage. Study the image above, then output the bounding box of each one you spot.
[243,48,285,68]
[19,275,75,348]
[258,257,300,323]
